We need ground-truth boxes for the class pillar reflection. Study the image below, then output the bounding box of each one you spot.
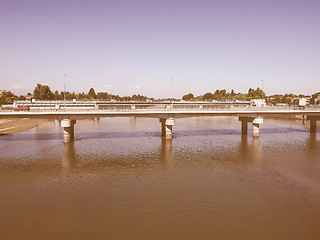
[238,135,262,164]
[306,132,318,156]
[159,138,173,170]
[251,137,262,163]
[54,119,60,126]
[94,117,100,125]
[62,142,77,172]
[130,117,136,130]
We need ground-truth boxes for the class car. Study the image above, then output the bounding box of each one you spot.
[14,106,30,111]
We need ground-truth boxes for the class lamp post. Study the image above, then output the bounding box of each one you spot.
[64,74,66,111]
[171,76,174,110]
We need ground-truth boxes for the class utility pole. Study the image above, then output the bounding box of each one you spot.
[172,76,174,110]
[262,79,264,99]
[64,74,66,111]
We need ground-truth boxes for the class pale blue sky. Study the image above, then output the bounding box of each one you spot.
[0,0,319,97]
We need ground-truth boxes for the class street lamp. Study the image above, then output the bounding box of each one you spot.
[64,74,66,111]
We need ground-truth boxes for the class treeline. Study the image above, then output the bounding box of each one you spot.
[1,83,319,105]
[182,88,265,101]
[268,93,320,105]
[35,84,155,101]
[0,91,25,104]
[0,84,154,104]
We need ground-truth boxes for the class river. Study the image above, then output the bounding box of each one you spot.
[0,117,319,240]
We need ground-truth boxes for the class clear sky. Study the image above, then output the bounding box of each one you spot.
[0,0,319,98]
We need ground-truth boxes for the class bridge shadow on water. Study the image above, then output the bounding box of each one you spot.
[0,127,311,141]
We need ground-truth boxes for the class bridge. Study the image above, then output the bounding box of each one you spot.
[1,108,320,142]
[11,99,251,110]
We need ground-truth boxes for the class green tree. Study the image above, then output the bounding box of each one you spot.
[182,93,194,101]
[18,95,26,100]
[33,84,54,100]
[0,91,18,104]
[88,88,97,99]
[203,92,213,101]
[54,90,60,100]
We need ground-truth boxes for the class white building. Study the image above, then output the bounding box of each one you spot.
[251,99,266,107]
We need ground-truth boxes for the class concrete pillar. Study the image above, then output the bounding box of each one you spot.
[159,118,175,139]
[239,116,255,135]
[61,119,76,142]
[241,121,248,134]
[165,124,173,139]
[252,117,263,137]
[159,118,166,137]
[310,120,317,132]
[165,118,175,140]
[252,123,259,137]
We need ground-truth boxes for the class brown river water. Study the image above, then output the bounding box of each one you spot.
[0,117,319,240]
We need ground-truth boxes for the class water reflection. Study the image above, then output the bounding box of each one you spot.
[1,117,320,240]
[130,117,136,130]
[238,135,262,164]
[54,119,60,126]
[159,138,173,170]
[306,132,319,156]
[94,117,99,125]
[62,142,77,172]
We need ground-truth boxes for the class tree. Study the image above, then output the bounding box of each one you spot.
[88,88,97,99]
[0,91,18,104]
[203,92,213,101]
[248,88,254,98]
[182,93,194,101]
[33,84,54,100]
[18,95,26,100]
[54,90,60,100]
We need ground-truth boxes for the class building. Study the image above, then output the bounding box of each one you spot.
[24,94,34,100]
[251,99,266,107]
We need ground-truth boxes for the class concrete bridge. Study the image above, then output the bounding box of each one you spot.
[0,109,319,142]
[12,100,251,111]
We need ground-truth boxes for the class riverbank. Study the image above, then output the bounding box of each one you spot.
[0,119,39,135]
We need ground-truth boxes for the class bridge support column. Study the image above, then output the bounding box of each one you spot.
[241,121,248,134]
[160,118,175,139]
[307,115,320,133]
[61,119,76,142]
[239,116,263,137]
[252,117,263,137]
[160,119,166,137]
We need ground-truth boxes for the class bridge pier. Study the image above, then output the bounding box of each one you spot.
[160,118,175,139]
[61,119,76,142]
[307,115,319,133]
[241,121,248,134]
[239,116,263,137]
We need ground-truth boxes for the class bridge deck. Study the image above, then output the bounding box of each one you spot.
[0,109,320,120]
